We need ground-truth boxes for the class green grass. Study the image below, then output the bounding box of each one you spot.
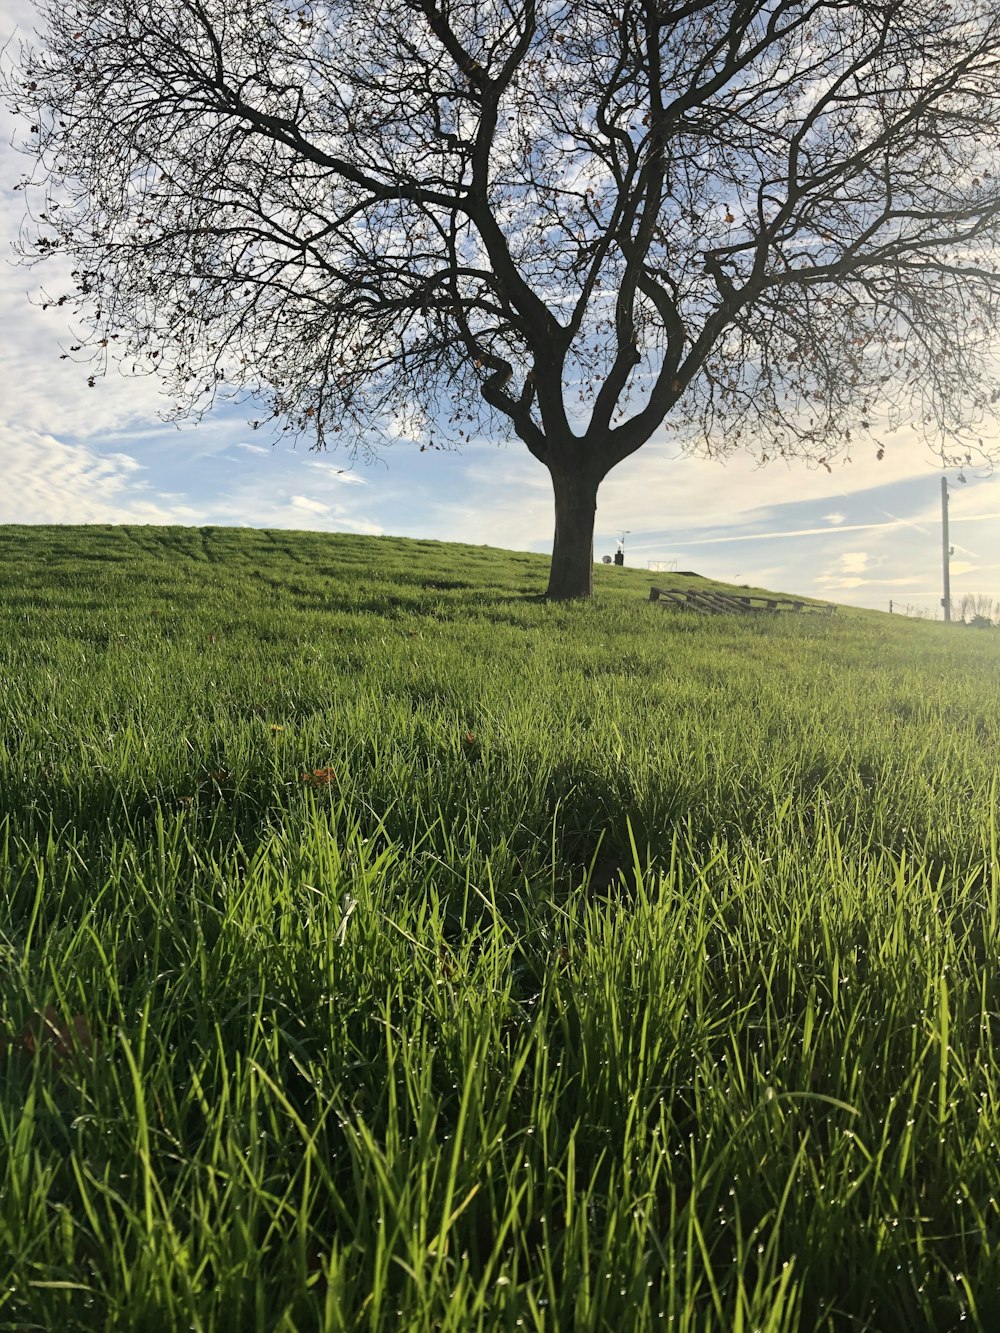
[2,523,1000,1330]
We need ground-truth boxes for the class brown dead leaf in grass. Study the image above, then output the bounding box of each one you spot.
[462,731,480,764]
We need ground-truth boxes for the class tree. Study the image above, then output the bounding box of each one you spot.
[959,592,998,625]
[7,0,1000,598]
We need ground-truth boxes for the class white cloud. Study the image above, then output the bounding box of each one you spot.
[818,573,940,590]
[289,495,330,515]
[390,448,553,550]
[952,510,1000,524]
[824,512,846,525]
[667,518,905,547]
[386,404,428,443]
[0,198,174,441]
[306,460,367,484]
[0,411,389,533]
[840,551,869,574]
[815,550,875,590]
[598,429,961,546]
[3,0,42,37]
[0,424,197,524]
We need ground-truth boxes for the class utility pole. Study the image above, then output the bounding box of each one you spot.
[941,476,951,622]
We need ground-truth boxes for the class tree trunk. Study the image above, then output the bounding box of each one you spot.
[546,464,600,599]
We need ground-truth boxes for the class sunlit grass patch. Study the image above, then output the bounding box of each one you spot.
[1,525,999,1330]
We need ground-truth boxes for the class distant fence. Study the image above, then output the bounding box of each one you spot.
[646,559,678,572]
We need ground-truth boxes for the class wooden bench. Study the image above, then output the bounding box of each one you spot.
[649,587,836,616]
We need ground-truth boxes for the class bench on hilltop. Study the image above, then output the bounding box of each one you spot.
[649,586,837,616]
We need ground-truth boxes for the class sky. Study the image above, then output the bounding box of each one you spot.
[3,2,1000,616]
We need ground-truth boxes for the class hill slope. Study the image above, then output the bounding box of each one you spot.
[1,525,999,1331]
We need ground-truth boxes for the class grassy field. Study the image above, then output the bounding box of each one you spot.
[2,524,1000,1331]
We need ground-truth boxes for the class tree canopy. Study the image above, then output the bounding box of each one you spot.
[8,0,1000,595]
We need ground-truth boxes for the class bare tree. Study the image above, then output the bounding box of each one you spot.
[7,0,1000,597]
[959,591,997,624]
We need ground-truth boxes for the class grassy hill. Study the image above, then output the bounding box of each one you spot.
[1,524,999,1331]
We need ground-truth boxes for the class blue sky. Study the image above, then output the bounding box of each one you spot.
[4,0,1000,616]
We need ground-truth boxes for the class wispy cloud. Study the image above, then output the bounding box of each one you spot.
[876,507,932,537]
[675,517,916,546]
[0,425,198,524]
[290,495,330,515]
[306,460,367,484]
[840,552,869,574]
